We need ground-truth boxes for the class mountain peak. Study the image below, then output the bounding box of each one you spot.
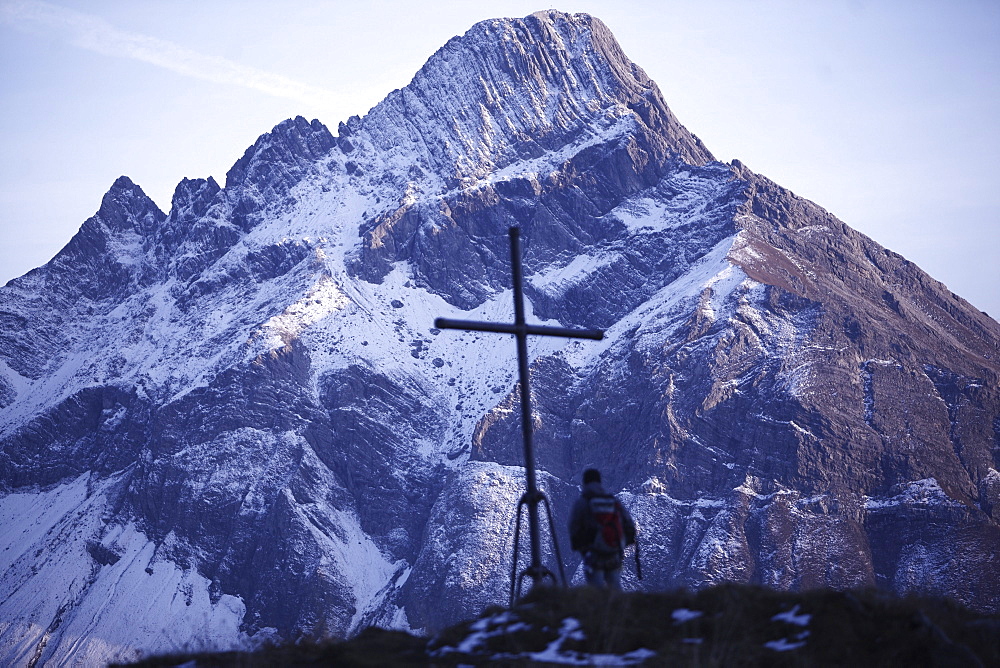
[110,174,136,190]
[96,176,164,234]
[225,116,334,192]
[169,176,221,223]
[354,10,711,184]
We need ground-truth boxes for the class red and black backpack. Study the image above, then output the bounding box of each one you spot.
[587,494,626,555]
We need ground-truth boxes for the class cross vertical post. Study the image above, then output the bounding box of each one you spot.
[435,226,604,602]
[510,226,544,592]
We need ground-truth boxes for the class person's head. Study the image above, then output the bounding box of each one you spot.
[583,468,601,485]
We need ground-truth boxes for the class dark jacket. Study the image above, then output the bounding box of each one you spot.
[568,481,637,553]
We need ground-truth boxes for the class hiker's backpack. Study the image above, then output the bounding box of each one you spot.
[587,494,626,555]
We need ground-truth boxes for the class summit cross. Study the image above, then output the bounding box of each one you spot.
[435,226,604,603]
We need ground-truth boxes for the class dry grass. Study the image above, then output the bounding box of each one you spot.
[123,584,1000,667]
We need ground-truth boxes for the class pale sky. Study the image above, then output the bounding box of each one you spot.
[1,0,998,317]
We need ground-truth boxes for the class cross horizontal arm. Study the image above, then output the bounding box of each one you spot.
[434,317,604,341]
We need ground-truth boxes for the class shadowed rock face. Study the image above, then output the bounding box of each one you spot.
[1,9,998,665]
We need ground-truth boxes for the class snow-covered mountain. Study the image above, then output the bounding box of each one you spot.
[2,10,998,665]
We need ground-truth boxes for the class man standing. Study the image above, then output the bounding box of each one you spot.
[568,468,636,588]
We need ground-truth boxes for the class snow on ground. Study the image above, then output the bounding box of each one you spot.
[0,472,93,577]
[259,274,351,349]
[765,605,812,652]
[772,604,811,626]
[517,617,656,666]
[611,164,734,234]
[529,251,617,297]
[287,444,405,634]
[294,252,572,465]
[672,608,704,624]
[0,475,253,667]
[864,478,965,510]
[557,234,748,372]
[431,612,657,666]
[764,635,810,652]
[482,113,636,186]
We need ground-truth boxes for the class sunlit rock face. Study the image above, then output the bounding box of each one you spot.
[1,9,998,665]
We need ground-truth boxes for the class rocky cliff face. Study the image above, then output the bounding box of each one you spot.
[1,10,998,666]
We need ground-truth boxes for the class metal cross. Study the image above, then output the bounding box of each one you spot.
[435,226,604,602]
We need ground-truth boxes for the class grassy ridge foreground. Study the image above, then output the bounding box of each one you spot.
[124,584,1000,666]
